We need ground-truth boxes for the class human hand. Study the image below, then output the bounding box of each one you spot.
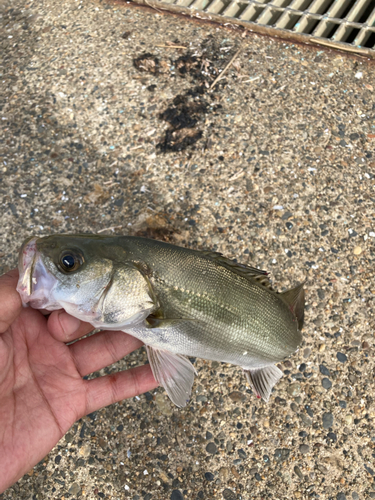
[0,269,158,493]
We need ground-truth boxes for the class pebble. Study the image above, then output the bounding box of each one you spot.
[274,449,290,462]
[327,432,337,442]
[303,347,311,358]
[299,444,310,454]
[79,444,91,458]
[337,352,348,363]
[351,493,359,500]
[353,246,362,255]
[287,383,301,397]
[365,466,374,476]
[170,490,184,500]
[205,472,214,481]
[275,397,287,406]
[294,465,304,480]
[322,412,334,429]
[65,432,74,443]
[228,391,246,402]
[222,489,236,500]
[68,483,81,496]
[305,405,314,417]
[345,415,353,425]
[319,344,326,352]
[336,494,346,500]
[219,467,229,481]
[322,378,332,390]
[206,442,217,454]
[319,364,331,376]
[291,402,299,412]
[155,394,173,416]
[300,414,312,427]
[317,464,328,474]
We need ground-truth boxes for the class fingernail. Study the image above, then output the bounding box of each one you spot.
[58,311,81,337]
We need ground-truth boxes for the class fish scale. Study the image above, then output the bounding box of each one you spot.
[17,234,305,407]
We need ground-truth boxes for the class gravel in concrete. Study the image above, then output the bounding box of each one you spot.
[1,0,375,498]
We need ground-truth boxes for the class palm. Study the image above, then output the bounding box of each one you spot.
[2,308,87,452]
[0,271,157,492]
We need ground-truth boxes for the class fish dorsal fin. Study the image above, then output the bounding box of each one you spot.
[146,346,197,407]
[279,281,305,330]
[244,365,283,402]
[200,251,272,289]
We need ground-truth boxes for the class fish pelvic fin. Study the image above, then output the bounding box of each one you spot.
[146,346,197,407]
[279,281,305,330]
[244,365,283,402]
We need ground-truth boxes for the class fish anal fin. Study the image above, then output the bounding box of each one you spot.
[279,281,305,330]
[243,365,283,402]
[146,346,197,407]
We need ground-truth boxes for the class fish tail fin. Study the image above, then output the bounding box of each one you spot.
[279,281,305,330]
[243,365,283,402]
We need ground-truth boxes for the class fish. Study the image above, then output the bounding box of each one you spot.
[16,234,305,407]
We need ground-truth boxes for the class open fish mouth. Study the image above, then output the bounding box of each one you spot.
[16,237,59,310]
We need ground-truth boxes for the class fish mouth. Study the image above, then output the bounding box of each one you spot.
[16,237,60,310]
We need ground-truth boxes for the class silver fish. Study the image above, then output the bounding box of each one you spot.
[17,235,305,406]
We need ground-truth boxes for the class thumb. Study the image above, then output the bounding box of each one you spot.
[0,269,23,333]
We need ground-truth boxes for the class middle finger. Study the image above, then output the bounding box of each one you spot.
[69,329,144,377]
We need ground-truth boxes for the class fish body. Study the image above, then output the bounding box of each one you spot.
[17,235,305,406]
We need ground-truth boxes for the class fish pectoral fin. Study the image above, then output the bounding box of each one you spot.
[243,365,283,402]
[146,346,197,407]
[145,316,196,329]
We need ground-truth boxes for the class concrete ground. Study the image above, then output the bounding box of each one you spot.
[1,0,375,498]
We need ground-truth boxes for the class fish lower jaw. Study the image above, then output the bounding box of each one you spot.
[17,238,60,309]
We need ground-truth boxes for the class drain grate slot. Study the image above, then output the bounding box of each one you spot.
[137,0,375,57]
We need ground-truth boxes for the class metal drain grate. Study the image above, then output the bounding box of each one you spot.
[133,0,375,57]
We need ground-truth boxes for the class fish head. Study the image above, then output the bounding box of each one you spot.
[17,235,156,328]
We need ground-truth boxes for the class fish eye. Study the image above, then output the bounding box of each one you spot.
[59,251,83,273]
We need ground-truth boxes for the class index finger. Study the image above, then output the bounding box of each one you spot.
[0,269,23,333]
[47,310,94,343]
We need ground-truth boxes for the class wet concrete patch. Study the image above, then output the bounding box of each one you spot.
[133,36,240,152]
